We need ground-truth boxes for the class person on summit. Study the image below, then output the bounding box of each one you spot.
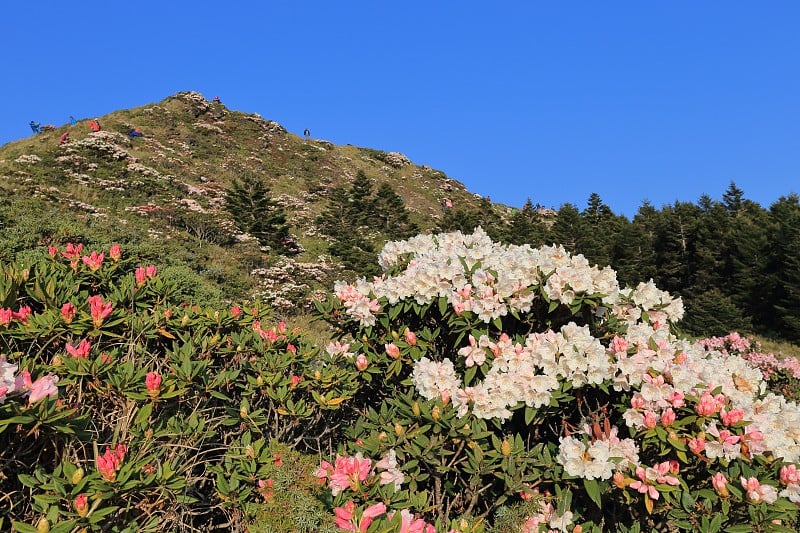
[303,128,310,140]
[129,127,143,138]
[88,119,101,132]
[59,131,70,145]
[29,121,42,134]
[213,96,221,104]
[69,116,77,127]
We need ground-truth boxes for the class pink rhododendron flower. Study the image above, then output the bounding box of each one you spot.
[720,408,744,426]
[28,374,59,403]
[404,329,417,345]
[81,251,105,271]
[135,265,158,286]
[740,476,778,504]
[643,410,658,429]
[781,464,800,486]
[62,242,84,260]
[61,302,77,323]
[48,246,58,257]
[385,343,400,359]
[458,334,486,367]
[333,500,357,531]
[688,436,706,455]
[712,472,730,498]
[145,372,162,397]
[355,353,369,371]
[97,444,127,482]
[334,501,386,532]
[660,408,676,427]
[12,306,31,323]
[629,466,660,500]
[88,295,113,328]
[66,339,92,358]
[696,391,723,417]
[319,453,372,496]
[395,509,436,533]
[230,306,241,319]
[109,244,121,261]
[0,308,12,326]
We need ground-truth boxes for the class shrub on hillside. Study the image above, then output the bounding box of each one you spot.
[0,244,358,532]
[314,228,800,532]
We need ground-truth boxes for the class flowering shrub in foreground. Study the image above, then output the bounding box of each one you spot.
[316,228,800,532]
[0,243,358,532]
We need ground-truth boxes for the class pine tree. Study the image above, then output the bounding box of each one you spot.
[225,176,289,251]
[507,198,547,246]
[611,201,659,287]
[764,195,800,340]
[580,193,620,267]
[374,182,419,239]
[653,202,699,295]
[548,203,585,253]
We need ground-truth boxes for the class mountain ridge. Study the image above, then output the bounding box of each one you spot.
[0,91,502,313]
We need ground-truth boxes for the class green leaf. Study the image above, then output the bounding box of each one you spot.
[135,402,153,426]
[723,526,753,533]
[583,478,603,509]
[11,522,39,533]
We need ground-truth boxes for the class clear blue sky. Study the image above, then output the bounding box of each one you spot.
[3,2,798,217]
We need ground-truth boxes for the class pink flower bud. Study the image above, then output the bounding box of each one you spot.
[404,329,417,345]
[145,372,162,397]
[109,244,121,261]
[355,353,368,371]
[385,343,400,359]
[61,302,76,323]
[74,494,89,517]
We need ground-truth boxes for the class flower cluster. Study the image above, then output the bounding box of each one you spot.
[96,443,127,482]
[135,265,158,286]
[557,424,639,480]
[336,228,682,327]
[0,305,32,327]
[1,356,59,404]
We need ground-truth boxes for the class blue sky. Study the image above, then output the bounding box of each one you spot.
[3,2,798,217]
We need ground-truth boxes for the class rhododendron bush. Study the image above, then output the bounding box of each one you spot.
[315,228,800,532]
[0,244,359,532]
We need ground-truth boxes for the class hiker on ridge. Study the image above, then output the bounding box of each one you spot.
[59,132,70,145]
[88,119,101,132]
[69,116,77,127]
[304,128,310,140]
[29,121,42,134]
[129,128,143,138]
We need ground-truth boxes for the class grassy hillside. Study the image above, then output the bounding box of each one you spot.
[0,91,500,313]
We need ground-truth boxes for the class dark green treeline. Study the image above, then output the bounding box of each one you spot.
[438,183,800,342]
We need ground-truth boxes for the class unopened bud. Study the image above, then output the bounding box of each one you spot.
[181,314,189,326]
[412,401,420,417]
[256,375,264,386]
[501,439,512,457]
[71,467,85,484]
[391,330,399,340]
[394,423,405,437]
[52,355,63,367]
[36,517,49,533]
[378,432,387,441]
[431,406,441,421]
